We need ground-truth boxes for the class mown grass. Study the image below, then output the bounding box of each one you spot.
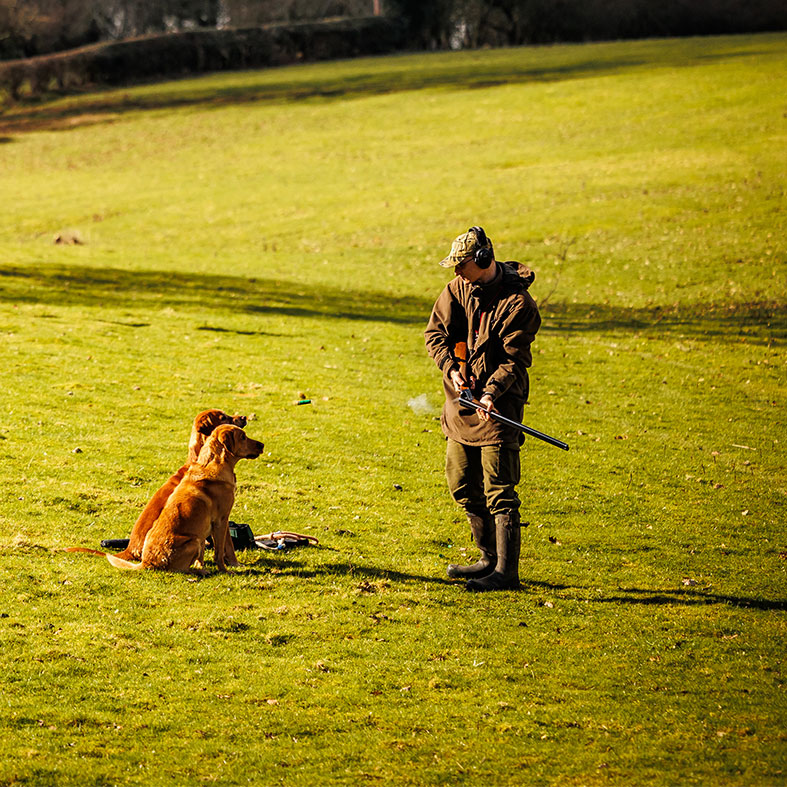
[0,33,785,786]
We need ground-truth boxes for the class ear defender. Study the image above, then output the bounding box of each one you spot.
[469,226,493,268]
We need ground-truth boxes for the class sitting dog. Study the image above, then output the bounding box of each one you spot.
[68,425,263,574]
[114,409,247,563]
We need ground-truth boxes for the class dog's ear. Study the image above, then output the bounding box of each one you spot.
[195,410,217,435]
[196,409,231,435]
[217,424,244,456]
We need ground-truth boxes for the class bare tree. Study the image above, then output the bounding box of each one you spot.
[221,0,376,26]
[92,0,221,39]
[0,0,96,56]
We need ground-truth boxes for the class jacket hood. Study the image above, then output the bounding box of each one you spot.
[500,260,535,290]
[468,261,535,303]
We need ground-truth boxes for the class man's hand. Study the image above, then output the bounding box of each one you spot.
[449,369,467,393]
[478,394,497,422]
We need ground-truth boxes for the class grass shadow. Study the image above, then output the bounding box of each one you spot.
[3,262,784,340]
[196,325,286,337]
[541,300,786,344]
[215,559,787,607]
[524,578,787,611]
[600,586,787,612]
[238,553,455,586]
[0,262,430,325]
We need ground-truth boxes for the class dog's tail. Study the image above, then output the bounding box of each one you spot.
[64,547,144,571]
[106,553,144,571]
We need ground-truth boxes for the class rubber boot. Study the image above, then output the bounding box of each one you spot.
[446,514,496,580]
[465,511,521,592]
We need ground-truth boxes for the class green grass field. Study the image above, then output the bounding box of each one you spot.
[0,33,785,786]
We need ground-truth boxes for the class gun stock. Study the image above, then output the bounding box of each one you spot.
[453,341,468,386]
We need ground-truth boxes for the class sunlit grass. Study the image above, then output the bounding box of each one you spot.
[0,33,785,786]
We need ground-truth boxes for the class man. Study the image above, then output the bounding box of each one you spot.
[424,226,541,591]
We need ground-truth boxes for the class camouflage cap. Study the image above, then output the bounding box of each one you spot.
[439,228,493,267]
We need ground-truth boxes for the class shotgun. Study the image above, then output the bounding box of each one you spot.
[452,341,569,451]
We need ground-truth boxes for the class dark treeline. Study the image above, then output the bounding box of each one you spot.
[0,1,377,59]
[1,0,784,60]
[390,0,786,50]
[0,17,402,99]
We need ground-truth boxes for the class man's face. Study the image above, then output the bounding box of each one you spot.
[453,256,486,284]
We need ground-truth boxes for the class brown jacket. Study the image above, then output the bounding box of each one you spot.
[424,261,541,446]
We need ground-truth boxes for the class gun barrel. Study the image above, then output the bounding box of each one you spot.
[458,391,569,451]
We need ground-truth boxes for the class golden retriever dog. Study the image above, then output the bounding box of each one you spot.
[114,409,247,563]
[68,425,263,574]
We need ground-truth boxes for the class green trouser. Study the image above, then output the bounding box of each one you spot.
[445,439,521,517]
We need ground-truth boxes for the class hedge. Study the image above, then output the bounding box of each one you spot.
[0,17,406,102]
